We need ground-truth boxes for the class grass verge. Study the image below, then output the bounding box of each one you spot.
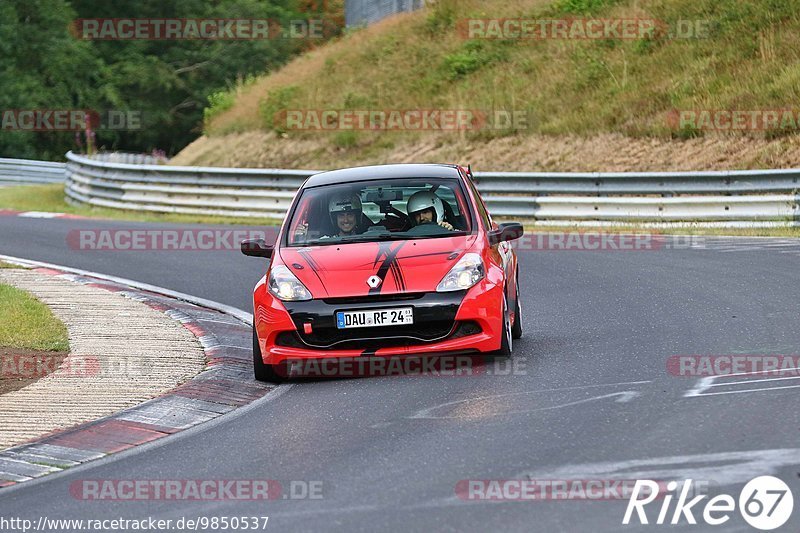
[0,283,69,352]
[0,184,282,227]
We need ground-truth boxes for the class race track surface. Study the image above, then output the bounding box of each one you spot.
[1,216,799,532]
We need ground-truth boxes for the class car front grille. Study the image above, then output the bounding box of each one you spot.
[276,320,482,350]
[278,290,470,350]
[321,293,425,305]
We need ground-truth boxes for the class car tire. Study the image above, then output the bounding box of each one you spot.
[253,325,284,383]
[511,276,523,340]
[496,293,513,356]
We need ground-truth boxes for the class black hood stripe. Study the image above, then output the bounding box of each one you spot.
[370,241,406,295]
[296,249,326,289]
[349,250,458,269]
[395,250,461,260]
[292,242,451,296]
[390,260,406,292]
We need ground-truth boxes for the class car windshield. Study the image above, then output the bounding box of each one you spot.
[286,178,474,246]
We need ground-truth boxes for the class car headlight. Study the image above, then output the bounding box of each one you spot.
[268,265,312,301]
[436,253,484,292]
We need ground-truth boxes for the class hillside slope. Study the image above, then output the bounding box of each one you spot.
[173,0,800,170]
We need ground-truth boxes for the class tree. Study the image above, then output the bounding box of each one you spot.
[0,0,341,159]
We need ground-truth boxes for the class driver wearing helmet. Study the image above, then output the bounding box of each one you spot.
[407,190,455,231]
[294,191,366,240]
[326,191,364,237]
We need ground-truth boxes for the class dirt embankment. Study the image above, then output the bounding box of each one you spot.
[171,131,800,172]
[0,348,68,396]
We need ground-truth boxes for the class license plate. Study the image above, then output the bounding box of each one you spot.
[336,307,413,329]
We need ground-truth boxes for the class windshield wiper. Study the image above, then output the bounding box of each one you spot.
[297,231,468,246]
[345,231,468,241]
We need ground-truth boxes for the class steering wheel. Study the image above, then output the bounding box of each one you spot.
[405,222,451,236]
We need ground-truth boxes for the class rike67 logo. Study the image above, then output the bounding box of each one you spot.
[624,477,793,530]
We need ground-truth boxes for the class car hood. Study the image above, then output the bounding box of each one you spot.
[279,235,477,298]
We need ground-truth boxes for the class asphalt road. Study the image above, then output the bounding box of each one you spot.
[1,216,800,532]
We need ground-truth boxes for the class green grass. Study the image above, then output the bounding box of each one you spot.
[0,184,281,226]
[204,0,800,141]
[0,261,22,269]
[0,284,69,352]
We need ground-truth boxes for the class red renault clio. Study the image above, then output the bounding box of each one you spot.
[241,164,524,381]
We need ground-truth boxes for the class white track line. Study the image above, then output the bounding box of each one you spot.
[0,253,294,494]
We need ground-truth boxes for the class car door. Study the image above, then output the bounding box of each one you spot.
[464,175,517,305]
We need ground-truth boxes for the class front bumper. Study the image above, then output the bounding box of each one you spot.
[254,280,504,365]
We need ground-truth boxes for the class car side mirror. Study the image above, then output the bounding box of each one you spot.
[241,239,274,258]
[488,223,524,246]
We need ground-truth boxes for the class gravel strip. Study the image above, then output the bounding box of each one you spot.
[0,269,205,449]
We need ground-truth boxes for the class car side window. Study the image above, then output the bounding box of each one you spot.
[467,179,492,230]
[435,185,467,230]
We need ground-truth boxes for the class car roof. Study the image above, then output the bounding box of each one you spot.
[303,164,463,188]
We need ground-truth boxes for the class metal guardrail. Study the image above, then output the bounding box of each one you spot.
[65,151,311,219]
[0,158,66,186]
[64,151,800,226]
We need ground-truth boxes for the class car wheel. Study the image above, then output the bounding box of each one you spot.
[511,277,523,340]
[496,293,513,356]
[253,325,283,383]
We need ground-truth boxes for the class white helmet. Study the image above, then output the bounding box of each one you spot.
[328,192,362,218]
[407,190,444,224]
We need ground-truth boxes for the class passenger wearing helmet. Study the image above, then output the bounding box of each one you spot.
[327,191,364,237]
[407,190,454,231]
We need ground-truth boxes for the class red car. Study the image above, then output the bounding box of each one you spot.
[241,164,524,381]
